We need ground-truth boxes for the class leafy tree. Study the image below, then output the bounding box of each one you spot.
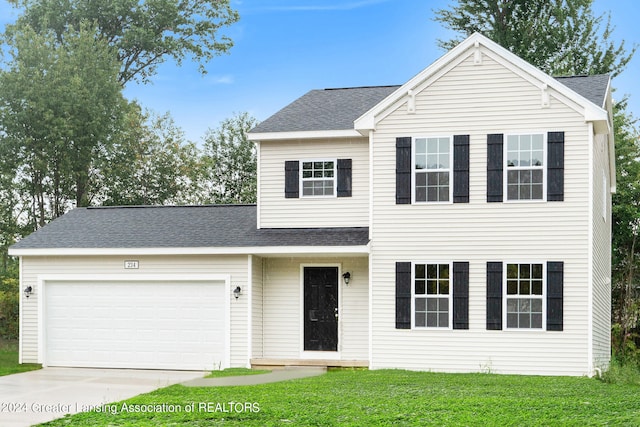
[199,112,258,204]
[6,0,240,84]
[0,276,19,339]
[0,174,22,276]
[611,99,640,355]
[434,0,635,77]
[97,107,200,206]
[0,22,127,227]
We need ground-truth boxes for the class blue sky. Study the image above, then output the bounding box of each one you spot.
[1,0,638,142]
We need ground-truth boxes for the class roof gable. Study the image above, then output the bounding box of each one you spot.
[355,33,609,133]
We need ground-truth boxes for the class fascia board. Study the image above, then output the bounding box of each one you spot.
[247,129,362,141]
[9,245,371,257]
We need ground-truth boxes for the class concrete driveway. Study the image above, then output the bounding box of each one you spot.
[0,367,205,427]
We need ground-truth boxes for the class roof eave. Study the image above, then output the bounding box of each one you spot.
[248,129,363,141]
[8,245,371,257]
[587,107,610,133]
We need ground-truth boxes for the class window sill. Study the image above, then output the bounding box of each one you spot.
[502,199,547,204]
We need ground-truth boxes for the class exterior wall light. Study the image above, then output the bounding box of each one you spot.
[233,286,242,299]
[24,286,33,298]
[342,272,351,285]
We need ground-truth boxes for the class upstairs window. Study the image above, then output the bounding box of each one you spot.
[414,137,452,203]
[505,134,545,201]
[301,160,335,197]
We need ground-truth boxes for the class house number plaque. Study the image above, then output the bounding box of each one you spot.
[124,260,139,269]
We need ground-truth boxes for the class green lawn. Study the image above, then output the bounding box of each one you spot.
[40,369,640,426]
[0,340,41,376]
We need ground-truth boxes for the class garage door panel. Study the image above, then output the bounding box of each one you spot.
[45,281,226,370]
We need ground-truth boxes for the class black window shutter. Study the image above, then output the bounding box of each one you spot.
[487,134,504,202]
[453,135,470,203]
[284,161,299,198]
[453,262,470,329]
[336,159,352,197]
[547,261,564,331]
[486,262,503,330]
[396,137,412,204]
[395,262,412,329]
[547,132,565,202]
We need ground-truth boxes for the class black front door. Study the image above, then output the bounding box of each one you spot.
[304,267,338,351]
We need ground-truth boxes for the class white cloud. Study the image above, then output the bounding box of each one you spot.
[210,75,235,84]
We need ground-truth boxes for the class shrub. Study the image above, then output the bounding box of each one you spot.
[600,355,640,386]
[611,323,640,365]
[0,277,19,340]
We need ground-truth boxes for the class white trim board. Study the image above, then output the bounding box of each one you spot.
[248,129,362,141]
[10,245,371,257]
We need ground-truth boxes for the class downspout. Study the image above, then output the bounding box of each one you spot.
[18,257,23,364]
[368,129,374,368]
[256,141,261,229]
[247,254,253,368]
[587,122,594,376]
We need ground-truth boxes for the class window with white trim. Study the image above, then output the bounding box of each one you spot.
[414,263,451,328]
[506,134,545,200]
[414,137,452,202]
[505,263,544,329]
[301,160,335,197]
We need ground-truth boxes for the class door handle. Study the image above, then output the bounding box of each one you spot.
[334,307,339,321]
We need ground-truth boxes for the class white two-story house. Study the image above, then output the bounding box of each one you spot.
[10,33,614,376]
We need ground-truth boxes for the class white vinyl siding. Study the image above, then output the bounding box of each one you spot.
[591,132,612,369]
[261,256,369,360]
[20,255,250,367]
[259,138,369,228]
[369,49,592,375]
[251,255,264,359]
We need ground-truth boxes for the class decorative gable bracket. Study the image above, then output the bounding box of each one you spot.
[473,40,482,65]
[407,90,416,114]
[541,84,550,108]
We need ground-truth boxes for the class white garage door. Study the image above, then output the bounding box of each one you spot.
[45,280,227,371]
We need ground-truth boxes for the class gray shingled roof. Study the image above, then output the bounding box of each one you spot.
[250,75,609,134]
[555,74,609,107]
[250,86,400,133]
[10,205,369,249]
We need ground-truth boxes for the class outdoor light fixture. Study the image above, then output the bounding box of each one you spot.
[233,286,242,299]
[24,286,33,298]
[342,272,351,285]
